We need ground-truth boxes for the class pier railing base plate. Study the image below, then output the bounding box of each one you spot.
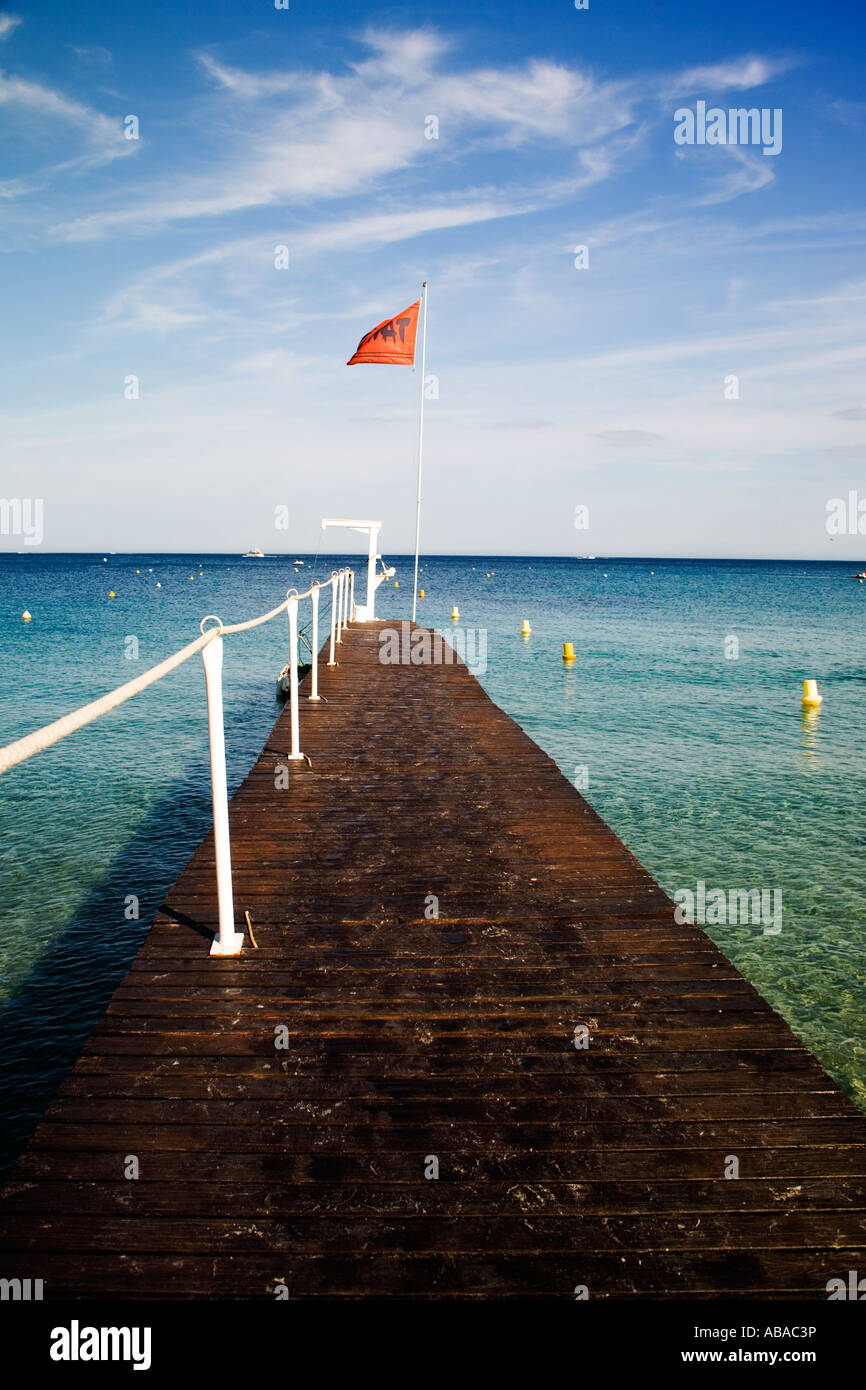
[210,932,245,957]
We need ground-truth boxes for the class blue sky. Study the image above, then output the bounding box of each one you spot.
[1,0,865,556]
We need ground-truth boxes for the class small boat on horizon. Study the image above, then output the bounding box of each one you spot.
[243,548,265,558]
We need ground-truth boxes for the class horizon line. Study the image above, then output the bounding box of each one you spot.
[0,551,862,564]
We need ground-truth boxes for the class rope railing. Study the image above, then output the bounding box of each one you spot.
[0,566,355,956]
[0,629,217,778]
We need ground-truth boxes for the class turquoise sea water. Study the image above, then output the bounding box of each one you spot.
[1,553,865,1178]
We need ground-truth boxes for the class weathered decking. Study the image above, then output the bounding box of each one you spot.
[2,620,866,1298]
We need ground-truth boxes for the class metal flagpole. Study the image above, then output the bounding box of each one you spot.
[411,281,428,625]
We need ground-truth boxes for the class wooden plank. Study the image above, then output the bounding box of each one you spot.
[1,619,865,1300]
[4,1178,865,1218]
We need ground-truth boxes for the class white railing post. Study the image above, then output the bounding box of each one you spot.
[327,573,338,665]
[309,584,321,700]
[366,530,379,620]
[349,570,355,622]
[200,621,244,957]
[336,570,345,644]
[286,592,303,760]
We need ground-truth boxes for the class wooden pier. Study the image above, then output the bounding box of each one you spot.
[2,620,866,1298]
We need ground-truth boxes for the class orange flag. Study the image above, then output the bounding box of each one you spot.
[347,299,420,366]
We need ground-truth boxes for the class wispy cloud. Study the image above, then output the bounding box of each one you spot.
[0,29,788,253]
[824,98,866,129]
[97,197,534,333]
[595,429,664,445]
[70,44,114,69]
[196,52,304,99]
[0,69,135,188]
[663,54,798,98]
[58,29,654,243]
[39,28,812,361]
[688,144,777,206]
[0,13,21,41]
[232,348,319,377]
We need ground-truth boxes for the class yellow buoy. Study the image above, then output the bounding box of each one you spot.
[394,580,398,587]
[451,605,460,620]
[108,591,116,598]
[521,619,532,637]
[419,588,425,598]
[136,569,140,575]
[22,610,31,622]
[802,679,823,707]
[563,641,575,662]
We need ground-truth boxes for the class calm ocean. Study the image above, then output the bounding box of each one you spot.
[1,553,865,1178]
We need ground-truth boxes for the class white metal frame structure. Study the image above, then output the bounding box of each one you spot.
[320,519,394,622]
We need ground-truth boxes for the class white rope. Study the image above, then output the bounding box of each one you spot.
[221,575,344,634]
[0,568,353,778]
[221,594,294,636]
[0,630,216,776]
